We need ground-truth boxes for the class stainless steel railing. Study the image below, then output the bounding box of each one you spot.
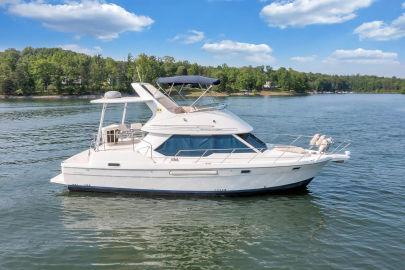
[162,134,350,164]
[91,128,145,152]
[257,133,351,154]
[90,131,351,165]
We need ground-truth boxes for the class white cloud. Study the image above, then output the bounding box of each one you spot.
[354,4,405,41]
[325,48,399,64]
[260,0,373,28]
[170,30,205,44]
[354,19,405,40]
[284,48,403,77]
[290,55,317,62]
[202,40,274,64]
[58,44,102,55]
[0,0,18,6]
[7,1,154,40]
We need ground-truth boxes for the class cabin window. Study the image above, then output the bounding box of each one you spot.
[237,133,267,152]
[155,135,255,156]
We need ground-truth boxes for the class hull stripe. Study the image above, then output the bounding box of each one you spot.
[67,178,314,196]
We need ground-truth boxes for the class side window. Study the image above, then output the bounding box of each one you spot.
[237,133,267,152]
[155,135,254,156]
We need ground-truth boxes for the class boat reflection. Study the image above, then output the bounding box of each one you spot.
[59,191,325,268]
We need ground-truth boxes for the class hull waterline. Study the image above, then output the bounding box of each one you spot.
[67,178,313,196]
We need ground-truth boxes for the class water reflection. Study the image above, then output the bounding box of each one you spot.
[3,95,405,269]
[60,192,324,268]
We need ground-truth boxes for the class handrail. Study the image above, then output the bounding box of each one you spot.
[147,124,237,132]
[167,152,312,164]
[91,127,145,152]
[140,139,155,162]
[188,102,227,112]
[91,130,350,165]
[174,147,264,158]
[168,133,350,164]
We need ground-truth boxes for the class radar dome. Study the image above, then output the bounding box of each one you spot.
[104,91,122,99]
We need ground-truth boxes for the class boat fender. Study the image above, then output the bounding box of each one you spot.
[315,135,326,146]
[310,134,320,146]
[319,137,333,153]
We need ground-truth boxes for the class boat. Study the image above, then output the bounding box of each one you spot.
[50,75,351,196]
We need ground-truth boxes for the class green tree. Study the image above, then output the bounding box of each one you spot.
[15,61,35,95]
[1,47,404,96]
[134,54,164,83]
[277,67,292,91]
[0,77,16,95]
[176,65,188,76]
[188,63,200,75]
[31,58,56,94]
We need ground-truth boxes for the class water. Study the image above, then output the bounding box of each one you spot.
[0,94,404,269]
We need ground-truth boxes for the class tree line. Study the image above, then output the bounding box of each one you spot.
[1,47,404,96]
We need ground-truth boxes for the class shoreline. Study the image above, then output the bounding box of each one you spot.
[0,94,100,100]
[0,91,402,100]
[0,91,299,100]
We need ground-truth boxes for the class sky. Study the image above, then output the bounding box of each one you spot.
[0,0,404,77]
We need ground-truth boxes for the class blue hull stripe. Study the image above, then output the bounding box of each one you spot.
[67,178,314,196]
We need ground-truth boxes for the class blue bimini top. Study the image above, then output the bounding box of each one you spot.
[156,75,220,86]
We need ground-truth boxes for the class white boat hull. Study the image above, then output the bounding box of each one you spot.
[52,160,329,196]
[49,82,351,196]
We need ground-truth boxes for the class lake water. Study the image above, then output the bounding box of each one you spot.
[0,94,404,269]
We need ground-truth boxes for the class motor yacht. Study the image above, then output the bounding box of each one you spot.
[51,75,350,195]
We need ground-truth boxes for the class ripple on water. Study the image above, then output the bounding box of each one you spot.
[1,95,405,269]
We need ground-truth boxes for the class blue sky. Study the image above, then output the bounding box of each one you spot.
[1,0,404,77]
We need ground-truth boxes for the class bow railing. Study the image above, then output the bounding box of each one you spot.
[90,130,351,165]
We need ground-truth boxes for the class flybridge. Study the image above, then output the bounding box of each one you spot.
[90,76,223,113]
[89,79,253,148]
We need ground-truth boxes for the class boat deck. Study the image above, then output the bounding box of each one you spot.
[84,131,350,166]
[91,140,324,165]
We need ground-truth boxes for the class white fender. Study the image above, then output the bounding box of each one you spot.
[310,134,320,146]
[319,137,333,153]
[315,135,326,146]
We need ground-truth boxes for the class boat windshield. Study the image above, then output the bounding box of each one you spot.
[155,135,255,156]
[237,133,267,152]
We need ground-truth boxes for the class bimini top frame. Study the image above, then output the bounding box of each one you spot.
[156,75,221,108]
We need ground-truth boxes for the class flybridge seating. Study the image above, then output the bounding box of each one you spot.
[90,91,149,151]
[156,75,224,113]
